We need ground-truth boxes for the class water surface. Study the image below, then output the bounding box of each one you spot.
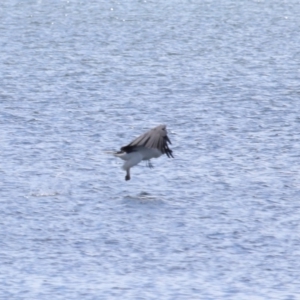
[1,0,300,299]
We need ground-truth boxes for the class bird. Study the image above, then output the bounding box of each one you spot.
[114,124,173,181]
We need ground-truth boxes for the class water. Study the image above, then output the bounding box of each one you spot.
[1,0,300,299]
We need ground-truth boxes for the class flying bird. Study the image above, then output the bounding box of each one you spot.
[114,124,173,181]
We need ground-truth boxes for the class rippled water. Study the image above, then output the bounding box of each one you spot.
[1,0,300,299]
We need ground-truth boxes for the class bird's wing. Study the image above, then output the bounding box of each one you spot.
[121,125,173,158]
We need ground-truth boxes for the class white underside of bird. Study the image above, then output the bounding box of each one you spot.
[115,146,162,167]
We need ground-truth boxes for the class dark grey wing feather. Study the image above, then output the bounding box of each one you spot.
[121,125,173,158]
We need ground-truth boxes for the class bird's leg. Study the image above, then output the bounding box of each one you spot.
[147,160,154,168]
[125,169,131,181]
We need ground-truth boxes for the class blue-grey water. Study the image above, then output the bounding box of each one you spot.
[1,0,300,299]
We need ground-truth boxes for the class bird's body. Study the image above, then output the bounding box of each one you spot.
[114,125,173,181]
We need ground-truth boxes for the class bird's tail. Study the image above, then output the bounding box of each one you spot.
[114,151,124,157]
[114,151,131,161]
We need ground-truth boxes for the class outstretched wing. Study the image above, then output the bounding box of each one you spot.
[121,125,174,158]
